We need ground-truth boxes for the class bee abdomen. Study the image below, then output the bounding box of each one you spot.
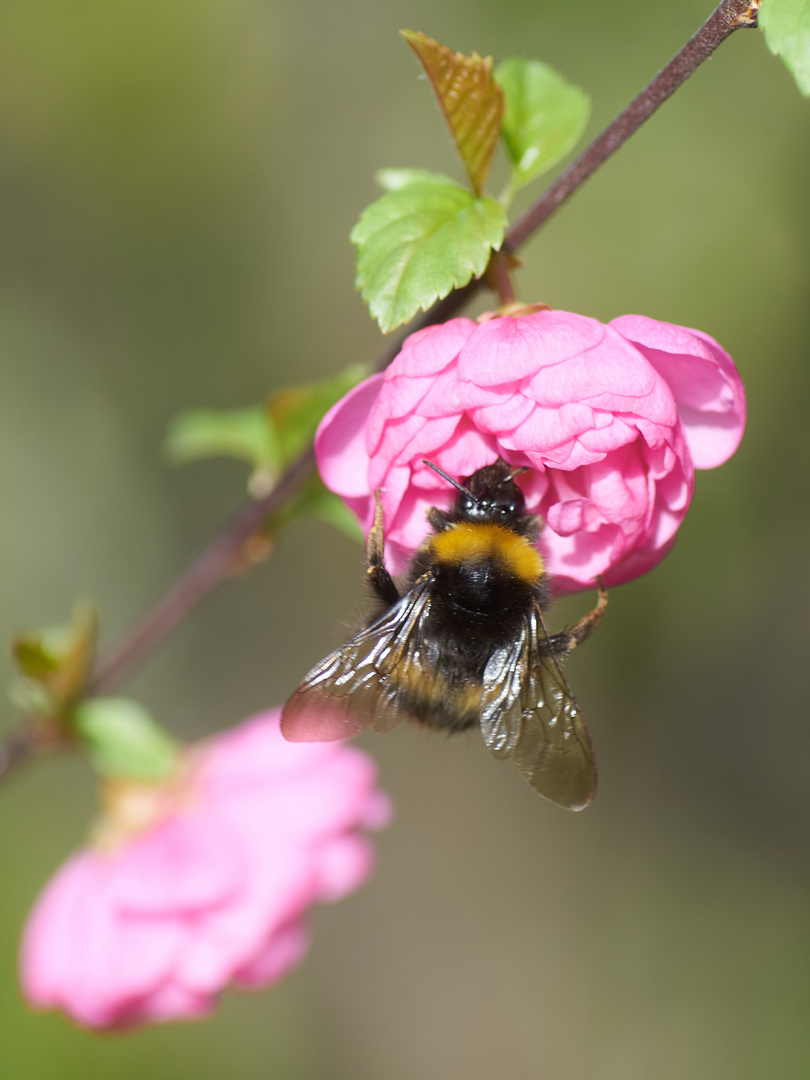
[387,663,482,732]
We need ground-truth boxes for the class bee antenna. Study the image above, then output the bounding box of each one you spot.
[421,459,476,502]
[505,465,529,482]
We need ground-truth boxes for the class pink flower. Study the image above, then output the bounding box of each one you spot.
[317,309,745,592]
[20,709,390,1029]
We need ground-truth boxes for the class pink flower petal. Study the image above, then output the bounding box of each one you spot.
[315,375,381,496]
[359,789,394,830]
[430,419,499,480]
[200,709,339,789]
[500,402,600,455]
[112,816,246,914]
[458,310,605,385]
[393,318,477,376]
[611,315,746,468]
[20,711,388,1029]
[232,921,311,989]
[471,392,535,434]
[522,325,659,407]
[546,499,603,536]
[136,982,214,1024]
[388,414,460,468]
[316,834,376,901]
[21,852,96,1007]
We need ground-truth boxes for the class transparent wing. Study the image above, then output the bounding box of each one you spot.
[281,579,434,742]
[480,607,596,810]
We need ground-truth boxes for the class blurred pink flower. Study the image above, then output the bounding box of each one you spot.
[317,309,745,592]
[20,709,390,1029]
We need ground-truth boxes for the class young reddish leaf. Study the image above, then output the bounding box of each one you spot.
[400,30,504,195]
[351,171,506,333]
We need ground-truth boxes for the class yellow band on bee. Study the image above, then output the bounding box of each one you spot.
[388,659,483,716]
[430,522,544,584]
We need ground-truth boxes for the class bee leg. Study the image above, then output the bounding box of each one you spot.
[544,578,608,657]
[366,490,400,607]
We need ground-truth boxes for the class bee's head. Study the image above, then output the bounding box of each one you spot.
[423,458,528,525]
[458,461,526,523]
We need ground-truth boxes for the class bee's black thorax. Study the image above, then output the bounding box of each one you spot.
[422,535,541,631]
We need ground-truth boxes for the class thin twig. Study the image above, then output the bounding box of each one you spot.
[0,730,34,785]
[90,445,316,693]
[2,0,760,775]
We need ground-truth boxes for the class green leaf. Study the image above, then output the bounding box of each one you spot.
[307,490,365,542]
[400,30,505,196]
[376,168,459,192]
[760,0,810,96]
[495,57,590,194]
[351,173,506,333]
[165,405,280,474]
[267,362,370,466]
[72,697,179,781]
[272,473,364,541]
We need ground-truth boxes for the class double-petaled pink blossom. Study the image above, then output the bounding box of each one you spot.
[317,308,745,592]
[20,709,390,1029]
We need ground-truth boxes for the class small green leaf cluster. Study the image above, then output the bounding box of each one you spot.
[10,605,179,782]
[165,363,369,540]
[11,602,98,723]
[351,33,591,333]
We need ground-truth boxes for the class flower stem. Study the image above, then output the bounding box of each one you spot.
[2,0,761,769]
[486,251,517,307]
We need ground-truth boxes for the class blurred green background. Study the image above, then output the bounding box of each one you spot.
[1,0,809,1077]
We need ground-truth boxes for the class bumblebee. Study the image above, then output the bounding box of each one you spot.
[281,458,607,810]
